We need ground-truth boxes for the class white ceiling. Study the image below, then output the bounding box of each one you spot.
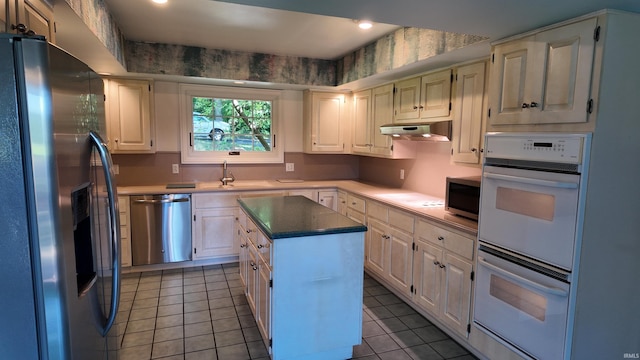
[104,0,401,60]
[63,0,640,87]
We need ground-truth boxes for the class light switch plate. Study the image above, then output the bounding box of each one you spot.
[285,163,295,172]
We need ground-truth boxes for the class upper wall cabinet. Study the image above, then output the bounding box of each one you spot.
[452,61,487,164]
[489,17,597,126]
[352,85,416,159]
[394,69,453,123]
[303,91,348,153]
[3,0,55,42]
[105,78,155,154]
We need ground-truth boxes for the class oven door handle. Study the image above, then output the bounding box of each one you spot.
[478,256,569,297]
[483,173,578,189]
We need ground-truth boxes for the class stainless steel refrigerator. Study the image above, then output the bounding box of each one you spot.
[0,34,121,359]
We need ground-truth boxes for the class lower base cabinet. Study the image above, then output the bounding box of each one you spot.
[412,219,474,338]
[118,196,132,267]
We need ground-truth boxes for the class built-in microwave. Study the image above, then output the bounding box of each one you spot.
[445,176,481,220]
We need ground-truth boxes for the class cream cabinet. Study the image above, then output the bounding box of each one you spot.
[118,196,132,267]
[337,190,347,216]
[317,190,337,211]
[451,61,488,164]
[394,69,453,123]
[366,201,415,297]
[3,0,55,42]
[352,85,395,157]
[489,17,597,126]
[303,91,348,153]
[105,78,154,153]
[412,219,474,338]
[192,193,239,259]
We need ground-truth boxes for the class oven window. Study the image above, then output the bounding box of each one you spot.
[490,274,547,321]
[495,187,555,221]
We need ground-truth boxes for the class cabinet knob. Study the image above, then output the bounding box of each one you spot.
[530,101,539,108]
[419,105,424,109]
[240,243,246,248]
[433,260,440,266]
[439,263,446,269]
[413,106,418,110]
[246,229,252,234]
[437,236,444,241]
[250,261,256,267]
[257,244,264,249]
[253,266,258,271]
[522,103,530,108]
[471,148,477,153]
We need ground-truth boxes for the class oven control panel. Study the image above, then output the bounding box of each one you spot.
[484,133,587,163]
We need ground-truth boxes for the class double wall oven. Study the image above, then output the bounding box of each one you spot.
[473,133,591,360]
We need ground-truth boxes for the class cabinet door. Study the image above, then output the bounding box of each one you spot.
[366,218,387,277]
[452,62,486,164]
[352,89,372,154]
[533,17,597,124]
[118,196,132,267]
[440,252,472,337]
[318,190,337,211]
[413,239,443,315]
[308,92,344,153]
[420,69,452,120]
[489,35,536,125]
[387,229,413,296]
[193,208,238,259]
[393,77,421,121]
[238,229,249,289]
[23,0,54,43]
[257,258,271,343]
[106,78,154,153]
[371,84,394,156]
[337,191,347,216]
[246,245,258,314]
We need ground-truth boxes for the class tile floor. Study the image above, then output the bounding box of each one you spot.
[117,263,476,360]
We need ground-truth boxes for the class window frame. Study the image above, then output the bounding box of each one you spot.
[179,84,284,164]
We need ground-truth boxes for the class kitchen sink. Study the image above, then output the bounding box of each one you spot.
[197,180,274,189]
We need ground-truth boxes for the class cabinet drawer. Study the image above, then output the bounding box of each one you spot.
[256,231,272,266]
[194,193,239,209]
[389,209,415,234]
[367,202,388,222]
[347,194,366,213]
[245,218,258,244]
[416,219,474,260]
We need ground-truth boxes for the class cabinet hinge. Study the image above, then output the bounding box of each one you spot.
[450,73,454,83]
[393,86,397,94]
[412,242,415,251]
[487,108,491,118]
[148,84,151,91]
[269,338,272,347]
[470,271,475,281]
[451,148,453,155]
[587,99,594,114]
[103,94,106,102]
[449,102,452,111]
[269,279,273,288]
[491,53,495,63]
[410,285,414,293]
[193,215,196,222]
[194,248,197,254]
[467,323,471,333]
[593,25,601,41]
[390,144,394,151]
[54,22,57,33]
[150,139,153,147]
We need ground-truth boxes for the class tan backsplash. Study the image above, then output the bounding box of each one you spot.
[113,144,481,198]
[359,142,482,198]
[112,152,360,186]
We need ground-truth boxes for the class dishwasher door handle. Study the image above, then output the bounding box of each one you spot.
[132,198,190,204]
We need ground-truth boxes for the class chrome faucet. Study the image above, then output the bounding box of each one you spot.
[220,160,235,185]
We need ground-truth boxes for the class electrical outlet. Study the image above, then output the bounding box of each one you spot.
[285,163,295,172]
[400,169,405,180]
[172,164,180,174]
[113,164,119,175]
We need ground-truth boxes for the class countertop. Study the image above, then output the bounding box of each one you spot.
[118,179,478,236]
[238,195,367,239]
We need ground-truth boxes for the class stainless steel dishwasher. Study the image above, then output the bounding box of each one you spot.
[130,194,192,265]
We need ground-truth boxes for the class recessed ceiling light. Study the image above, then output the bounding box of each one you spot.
[152,0,167,4]
[358,20,373,30]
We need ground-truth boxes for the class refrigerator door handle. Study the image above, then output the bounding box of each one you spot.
[89,131,121,336]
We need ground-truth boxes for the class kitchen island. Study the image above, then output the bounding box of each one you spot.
[237,195,367,360]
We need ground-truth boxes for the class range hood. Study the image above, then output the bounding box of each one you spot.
[380,121,452,141]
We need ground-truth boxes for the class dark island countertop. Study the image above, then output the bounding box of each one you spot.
[238,195,368,239]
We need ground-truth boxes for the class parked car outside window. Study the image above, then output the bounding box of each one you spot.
[192,113,231,141]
